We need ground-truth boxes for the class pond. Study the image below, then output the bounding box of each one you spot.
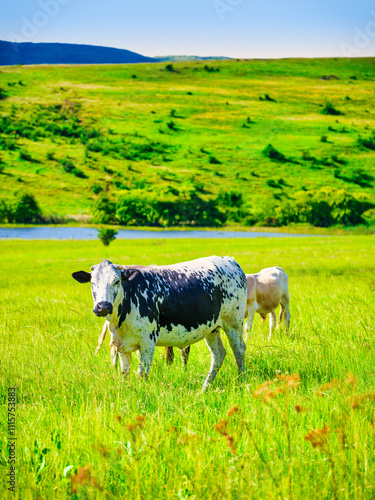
[0,227,315,240]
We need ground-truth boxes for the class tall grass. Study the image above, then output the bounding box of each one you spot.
[0,236,374,498]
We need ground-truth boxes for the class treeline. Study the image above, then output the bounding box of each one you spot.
[0,188,373,227]
[92,187,374,228]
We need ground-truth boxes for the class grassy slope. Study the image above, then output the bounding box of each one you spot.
[0,58,374,220]
[0,236,374,498]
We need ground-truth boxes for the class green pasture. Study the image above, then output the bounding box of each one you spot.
[1,235,375,499]
[0,58,374,225]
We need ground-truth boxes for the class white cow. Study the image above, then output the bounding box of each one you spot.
[244,267,290,341]
[73,256,247,390]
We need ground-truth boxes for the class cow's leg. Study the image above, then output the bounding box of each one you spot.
[137,342,156,379]
[223,321,246,381]
[244,307,255,341]
[119,352,132,376]
[111,346,119,368]
[268,311,277,340]
[165,346,174,365]
[277,306,284,329]
[181,346,191,366]
[280,295,291,332]
[202,329,226,390]
[95,320,109,355]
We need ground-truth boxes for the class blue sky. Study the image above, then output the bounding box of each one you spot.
[2,0,375,58]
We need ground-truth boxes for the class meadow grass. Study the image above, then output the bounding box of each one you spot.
[0,235,375,499]
[0,58,374,223]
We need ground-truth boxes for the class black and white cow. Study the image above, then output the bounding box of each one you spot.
[72,256,247,390]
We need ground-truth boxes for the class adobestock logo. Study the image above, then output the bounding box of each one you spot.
[340,11,375,56]
[8,0,72,44]
[213,0,246,22]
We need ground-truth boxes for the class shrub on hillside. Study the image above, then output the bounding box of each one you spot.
[357,134,375,151]
[156,194,227,227]
[217,190,246,223]
[19,149,38,163]
[9,193,43,224]
[0,87,8,100]
[117,194,156,226]
[93,195,117,224]
[334,168,373,188]
[0,135,18,151]
[209,156,221,165]
[259,94,276,102]
[92,183,103,194]
[275,189,374,227]
[60,158,87,178]
[116,191,227,227]
[86,137,171,162]
[0,199,10,222]
[262,144,288,162]
[321,102,344,116]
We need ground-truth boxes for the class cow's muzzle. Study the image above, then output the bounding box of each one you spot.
[93,301,113,317]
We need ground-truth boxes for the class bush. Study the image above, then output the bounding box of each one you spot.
[19,149,38,162]
[10,193,42,224]
[217,191,246,223]
[116,191,227,227]
[92,184,103,194]
[60,159,87,178]
[262,144,288,162]
[259,94,276,102]
[204,65,220,73]
[0,199,10,222]
[0,102,100,142]
[334,168,373,188]
[167,121,178,131]
[86,137,171,162]
[321,102,344,116]
[267,179,282,189]
[72,168,87,179]
[357,135,375,151]
[98,228,118,246]
[0,87,8,100]
[209,156,221,165]
[0,136,18,151]
[275,189,374,227]
[117,194,157,226]
[93,195,117,224]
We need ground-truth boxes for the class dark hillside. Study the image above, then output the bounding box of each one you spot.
[0,40,158,66]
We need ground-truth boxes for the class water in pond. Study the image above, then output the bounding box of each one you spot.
[0,227,314,240]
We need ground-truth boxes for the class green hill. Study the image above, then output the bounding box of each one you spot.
[0,58,374,227]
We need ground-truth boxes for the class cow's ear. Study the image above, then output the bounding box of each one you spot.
[121,269,139,282]
[72,271,91,283]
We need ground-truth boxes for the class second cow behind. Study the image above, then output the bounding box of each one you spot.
[245,266,290,340]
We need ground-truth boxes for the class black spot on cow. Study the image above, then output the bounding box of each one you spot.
[154,269,224,332]
[114,265,224,333]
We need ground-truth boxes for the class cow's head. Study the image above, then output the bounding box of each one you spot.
[72,260,139,318]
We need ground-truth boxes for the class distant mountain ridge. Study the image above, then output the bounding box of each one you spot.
[0,40,159,66]
[155,55,232,62]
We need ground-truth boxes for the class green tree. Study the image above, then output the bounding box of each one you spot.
[11,193,42,223]
[97,228,118,246]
